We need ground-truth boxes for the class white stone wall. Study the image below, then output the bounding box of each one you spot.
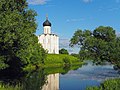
[44,26,51,34]
[38,34,59,54]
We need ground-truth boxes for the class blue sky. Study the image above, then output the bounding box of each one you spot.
[27,0,120,53]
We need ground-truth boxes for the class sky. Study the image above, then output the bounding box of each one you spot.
[27,0,120,53]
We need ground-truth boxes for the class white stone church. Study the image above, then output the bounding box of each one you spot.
[38,16,59,54]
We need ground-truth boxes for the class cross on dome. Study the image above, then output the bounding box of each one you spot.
[43,14,51,27]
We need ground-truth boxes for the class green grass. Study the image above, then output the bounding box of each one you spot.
[87,78,120,90]
[44,54,83,67]
[0,83,22,90]
[24,54,83,71]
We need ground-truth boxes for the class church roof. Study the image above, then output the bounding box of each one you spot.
[43,16,51,27]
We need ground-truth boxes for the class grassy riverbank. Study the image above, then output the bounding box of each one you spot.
[87,78,120,90]
[24,54,83,71]
[44,54,82,67]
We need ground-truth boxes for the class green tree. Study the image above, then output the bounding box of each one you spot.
[69,29,91,47]
[93,26,116,42]
[70,26,120,66]
[71,53,80,59]
[59,48,69,54]
[0,0,46,71]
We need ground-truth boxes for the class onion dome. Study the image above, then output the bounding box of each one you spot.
[43,15,51,27]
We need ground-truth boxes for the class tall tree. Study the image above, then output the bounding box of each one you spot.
[0,0,46,71]
[70,26,120,66]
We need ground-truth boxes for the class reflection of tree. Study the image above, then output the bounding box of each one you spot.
[0,65,25,85]
[61,65,82,75]
[22,69,47,90]
[61,65,71,75]
[0,69,47,90]
[0,65,83,89]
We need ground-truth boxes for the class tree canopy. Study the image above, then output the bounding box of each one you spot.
[70,26,120,67]
[59,48,69,55]
[0,0,46,71]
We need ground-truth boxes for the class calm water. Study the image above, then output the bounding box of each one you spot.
[43,61,120,90]
[59,61,120,90]
[0,61,120,90]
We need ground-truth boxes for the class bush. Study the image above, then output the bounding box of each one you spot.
[87,78,120,90]
[63,57,71,66]
[59,48,69,54]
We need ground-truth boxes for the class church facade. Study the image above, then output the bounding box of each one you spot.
[38,16,59,54]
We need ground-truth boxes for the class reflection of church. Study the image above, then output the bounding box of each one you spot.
[42,73,59,90]
[38,16,59,54]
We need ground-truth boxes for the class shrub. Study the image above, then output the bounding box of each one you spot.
[87,78,120,90]
[63,57,71,66]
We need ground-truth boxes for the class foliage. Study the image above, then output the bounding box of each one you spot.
[0,83,22,90]
[71,53,80,59]
[44,54,82,67]
[59,48,69,54]
[70,26,120,67]
[22,69,47,90]
[70,29,91,47]
[63,57,71,66]
[0,68,47,90]
[0,0,46,72]
[87,78,120,90]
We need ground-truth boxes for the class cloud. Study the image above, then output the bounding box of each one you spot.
[66,18,85,23]
[28,0,50,5]
[98,6,120,12]
[63,63,120,82]
[59,39,79,54]
[116,32,120,37]
[82,0,93,3]
[59,39,70,49]
[44,4,56,7]
[108,7,120,11]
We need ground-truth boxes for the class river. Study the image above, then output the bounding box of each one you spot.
[0,61,120,90]
[42,61,120,90]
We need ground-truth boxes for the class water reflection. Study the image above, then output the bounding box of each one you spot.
[42,61,120,90]
[60,61,120,82]
[60,61,120,90]
[42,73,59,90]
[0,61,119,90]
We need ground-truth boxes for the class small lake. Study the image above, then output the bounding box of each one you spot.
[43,61,120,90]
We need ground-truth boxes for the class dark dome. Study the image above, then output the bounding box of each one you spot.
[43,19,51,27]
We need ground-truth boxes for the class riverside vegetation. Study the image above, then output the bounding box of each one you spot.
[0,0,120,90]
[70,26,120,68]
[70,26,120,90]
[44,54,82,67]
[24,54,82,70]
[87,78,120,90]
